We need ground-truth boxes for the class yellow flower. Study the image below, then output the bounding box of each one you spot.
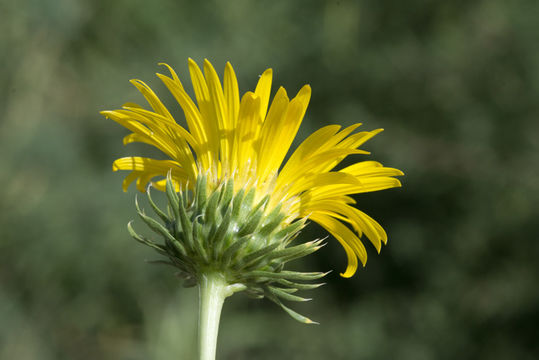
[102,59,403,278]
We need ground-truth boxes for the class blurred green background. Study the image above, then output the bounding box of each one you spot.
[1,0,538,359]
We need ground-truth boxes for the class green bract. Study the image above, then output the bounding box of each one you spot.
[128,174,327,323]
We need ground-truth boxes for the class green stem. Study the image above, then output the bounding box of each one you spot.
[198,272,245,360]
[198,273,227,360]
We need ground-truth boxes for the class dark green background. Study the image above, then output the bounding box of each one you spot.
[1,0,538,359]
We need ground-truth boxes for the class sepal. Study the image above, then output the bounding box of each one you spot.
[128,176,327,323]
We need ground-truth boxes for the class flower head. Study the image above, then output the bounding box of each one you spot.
[102,59,403,279]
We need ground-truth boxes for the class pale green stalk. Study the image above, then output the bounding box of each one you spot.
[198,272,245,360]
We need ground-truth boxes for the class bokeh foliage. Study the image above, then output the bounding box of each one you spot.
[1,0,538,359]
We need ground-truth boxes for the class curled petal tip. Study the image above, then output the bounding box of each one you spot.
[300,84,312,94]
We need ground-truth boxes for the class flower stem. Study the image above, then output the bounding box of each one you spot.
[197,272,229,360]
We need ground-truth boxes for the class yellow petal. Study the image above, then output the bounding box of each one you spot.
[224,62,240,131]
[255,87,289,180]
[254,68,273,121]
[111,108,197,179]
[257,85,311,181]
[282,169,362,200]
[102,110,177,159]
[157,63,184,89]
[310,213,366,275]
[294,84,312,110]
[339,128,383,150]
[113,157,189,191]
[342,162,405,177]
[204,59,231,170]
[121,106,198,149]
[121,171,140,192]
[136,172,156,192]
[188,58,220,163]
[156,72,211,169]
[263,99,304,173]
[300,199,385,252]
[275,148,368,196]
[279,124,341,178]
[233,92,261,173]
[112,157,184,177]
[305,177,402,201]
[129,79,173,119]
[279,123,365,183]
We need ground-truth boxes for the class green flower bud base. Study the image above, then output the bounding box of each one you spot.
[128,175,327,358]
